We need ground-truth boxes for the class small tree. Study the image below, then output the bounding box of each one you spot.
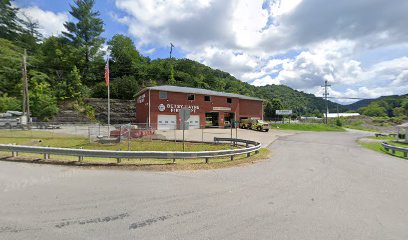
[67,66,82,100]
[0,94,21,112]
[29,71,58,121]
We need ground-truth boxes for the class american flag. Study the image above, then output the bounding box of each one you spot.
[104,61,109,87]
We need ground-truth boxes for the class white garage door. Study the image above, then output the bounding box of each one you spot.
[188,115,200,129]
[157,115,177,130]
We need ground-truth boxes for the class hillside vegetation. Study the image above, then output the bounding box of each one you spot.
[351,95,408,120]
[0,0,347,121]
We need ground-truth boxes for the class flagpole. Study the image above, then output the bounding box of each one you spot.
[107,55,110,136]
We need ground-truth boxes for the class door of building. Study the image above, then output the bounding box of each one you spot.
[157,115,177,130]
[188,115,200,129]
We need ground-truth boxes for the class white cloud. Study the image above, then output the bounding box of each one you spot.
[18,6,68,37]
[113,0,408,100]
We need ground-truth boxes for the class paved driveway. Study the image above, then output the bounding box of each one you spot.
[1,130,408,240]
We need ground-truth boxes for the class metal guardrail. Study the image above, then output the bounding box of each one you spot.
[0,137,261,164]
[381,142,408,158]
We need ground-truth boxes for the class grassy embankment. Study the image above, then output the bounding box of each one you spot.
[359,138,408,159]
[269,123,345,132]
[0,130,268,166]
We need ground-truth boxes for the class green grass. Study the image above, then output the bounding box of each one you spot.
[269,123,345,132]
[359,141,408,159]
[367,136,397,141]
[343,124,378,132]
[0,129,268,167]
[0,130,230,151]
[388,141,408,148]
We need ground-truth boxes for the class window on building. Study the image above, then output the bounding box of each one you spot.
[227,98,232,103]
[159,91,167,99]
[187,94,195,100]
[204,95,211,102]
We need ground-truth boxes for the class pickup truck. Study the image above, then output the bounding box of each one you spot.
[0,118,19,129]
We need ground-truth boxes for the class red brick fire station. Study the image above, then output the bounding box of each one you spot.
[135,85,263,130]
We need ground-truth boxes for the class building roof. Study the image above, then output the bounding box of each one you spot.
[136,85,263,101]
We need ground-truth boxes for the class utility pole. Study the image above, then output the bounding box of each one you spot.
[22,49,30,125]
[321,80,331,124]
[169,43,174,58]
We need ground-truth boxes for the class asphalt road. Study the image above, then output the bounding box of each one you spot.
[1,130,408,240]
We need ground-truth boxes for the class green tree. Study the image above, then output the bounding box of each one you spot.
[67,66,82,99]
[108,34,146,79]
[168,64,176,85]
[110,76,140,99]
[359,103,387,117]
[265,98,283,120]
[0,94,21,112]
[0,38,22,96]
[29,71,58,121]
[0,0,22,41]
[63,0,105,84]
[18,13,42,52]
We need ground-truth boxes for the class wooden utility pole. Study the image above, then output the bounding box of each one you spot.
[321,80,331,124]
[22,49,30,123]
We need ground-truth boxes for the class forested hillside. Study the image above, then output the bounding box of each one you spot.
[350,95,408,118]
[0,0,344,121]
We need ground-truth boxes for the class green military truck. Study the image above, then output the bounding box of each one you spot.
[240,119,270,132]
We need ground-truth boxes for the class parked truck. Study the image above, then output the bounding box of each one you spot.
[0,112,21,129]
[240,118,270,132]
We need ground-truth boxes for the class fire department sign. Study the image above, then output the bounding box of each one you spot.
[157,103,199,113]
[158,104,166,112]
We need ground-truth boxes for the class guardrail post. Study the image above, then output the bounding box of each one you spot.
[205,157,209,164]
[11,143,18,157]
[404,152,407,158]
[43,145,50,160]
[230,155,234,161]
[173,158,176,163]
[117,149,121,163]
[392,149,395,154]
[78,147,83,162]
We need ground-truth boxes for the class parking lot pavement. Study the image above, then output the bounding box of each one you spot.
[28,124,294,147]
[156,128,295,146]
[2,130,408,239]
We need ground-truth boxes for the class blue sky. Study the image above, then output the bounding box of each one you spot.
[15,0,408,103]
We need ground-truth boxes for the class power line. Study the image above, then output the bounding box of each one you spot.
[327,97,373,100]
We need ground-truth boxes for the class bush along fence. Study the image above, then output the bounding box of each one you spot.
[0,137,261,164]
[382,142,408,158]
